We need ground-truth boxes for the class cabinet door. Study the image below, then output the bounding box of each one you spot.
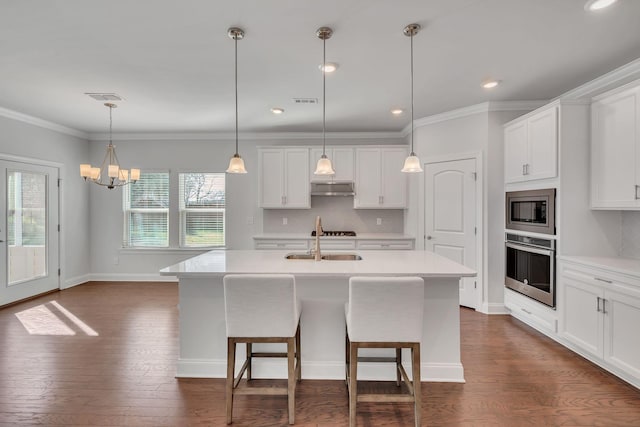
[603,288,640,379]
[259,149,285,208]
[504,120,528,183]
[561,273,604,358]
[332,148,355,181]
[527,107,557,181]
[380,148,407,208]
[283,148,310,208]
[591,87,640,208]
[354,148,382,208]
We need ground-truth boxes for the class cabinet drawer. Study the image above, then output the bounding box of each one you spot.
[254,240,309,250]
[356,240,414,250]
[316,240,356,250]
[505,288,558,335]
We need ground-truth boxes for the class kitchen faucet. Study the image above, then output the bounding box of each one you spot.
[313,216,323,261]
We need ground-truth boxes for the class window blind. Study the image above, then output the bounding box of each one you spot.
[179,173,225,247]
[123,172,169,247]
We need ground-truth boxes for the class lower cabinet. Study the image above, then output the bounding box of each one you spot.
[559,260,640,384]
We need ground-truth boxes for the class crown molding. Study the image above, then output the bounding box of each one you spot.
[0,106,88,139]
[403,101,547,136]
[557,57,640,101]
[88,131,403,142]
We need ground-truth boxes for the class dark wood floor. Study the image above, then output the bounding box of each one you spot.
[1,282,639,426]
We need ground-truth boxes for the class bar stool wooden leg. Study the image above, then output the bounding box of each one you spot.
[287,337,296,425]
[226,338,237,425]
[295,324,301,382]
[345,330,350,384]
[412,343,422,427]
[246,343,252,381]
[349,341,358,427]
[396,348,402,386]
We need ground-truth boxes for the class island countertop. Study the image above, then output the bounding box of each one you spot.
[160,249,476,278]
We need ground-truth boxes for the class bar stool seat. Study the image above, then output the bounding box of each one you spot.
[345,276,425,427]
[223,274,302,425]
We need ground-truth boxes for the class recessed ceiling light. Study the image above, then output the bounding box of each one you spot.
[319,62,338,73]
[584,0,618,11]
[482,79,501,89]
[270,107,285,114]
[391,109,404,115]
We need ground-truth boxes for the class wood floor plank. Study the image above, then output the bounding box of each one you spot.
[1,281,639,426]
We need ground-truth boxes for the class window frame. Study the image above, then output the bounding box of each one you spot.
[178,172,226,249]
[122,170,170,248]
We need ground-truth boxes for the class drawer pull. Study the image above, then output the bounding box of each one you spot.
[594,277,612,284]
[597,296,601,312]
[521,308,532,315]
[602,299,608,315]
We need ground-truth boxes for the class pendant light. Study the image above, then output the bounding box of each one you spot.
[79,103,140,189]
[226,27,248,174]
[401,23,423,173]
[314,27,335,176]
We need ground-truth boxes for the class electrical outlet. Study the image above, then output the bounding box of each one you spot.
[247,216,254,225]
[113,256,119,265]
[376,218,382,225]
[282,217,288,225]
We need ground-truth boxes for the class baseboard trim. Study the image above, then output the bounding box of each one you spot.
[62,274,91,289]
[480,302,509,315]
[89,273,178,282]
[176,358,464,382]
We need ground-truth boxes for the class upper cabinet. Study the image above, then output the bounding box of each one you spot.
[309,147,354,182]
[354,147,407,209]
[504,106,558,183]
[591,82,640,209]
[259,148,310,209]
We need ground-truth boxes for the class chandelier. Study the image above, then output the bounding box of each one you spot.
[80,102,140,189]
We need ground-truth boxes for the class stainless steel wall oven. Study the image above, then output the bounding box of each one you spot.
[505,188,555,235]
[505,232,556,307]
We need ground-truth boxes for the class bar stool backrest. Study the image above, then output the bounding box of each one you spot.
[347,276,424,342]
[224,274,300,338]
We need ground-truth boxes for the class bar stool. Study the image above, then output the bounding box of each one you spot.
[223,274,302,425]
[345,276,425,427]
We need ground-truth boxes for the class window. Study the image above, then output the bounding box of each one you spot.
[123,172,169,247]
[179,173,225,247]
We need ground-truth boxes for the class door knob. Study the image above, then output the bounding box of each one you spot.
[426,236,433,240]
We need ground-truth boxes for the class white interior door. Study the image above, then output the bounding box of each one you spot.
[0,160,59,306]
[425,158,477,309]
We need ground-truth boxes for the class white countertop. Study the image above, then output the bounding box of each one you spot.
[160,249,475,278]
[559,255,640,278]
[253,233,415,240]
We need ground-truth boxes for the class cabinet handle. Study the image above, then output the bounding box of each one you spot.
[636,185,640,200]
[379,195,383,205]
[521,308,532,315]
[522,164,526,175]
[594,277,612,284]
[602,299,607,315]
[526,164,530,175]
[597,296,601,312]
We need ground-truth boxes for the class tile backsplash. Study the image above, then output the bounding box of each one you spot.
[262,196,404,234]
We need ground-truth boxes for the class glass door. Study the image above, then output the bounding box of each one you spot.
[0,160,59,306]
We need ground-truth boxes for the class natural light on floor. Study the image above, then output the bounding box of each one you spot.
[15,300,99,336]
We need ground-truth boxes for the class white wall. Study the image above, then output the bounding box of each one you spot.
[0,116,90,288]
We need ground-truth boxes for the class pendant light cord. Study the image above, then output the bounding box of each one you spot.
[322,36,327,157]
[234,35,239,156]
[410,30,415,155]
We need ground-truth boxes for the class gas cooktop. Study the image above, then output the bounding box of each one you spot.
[311,230,357,237]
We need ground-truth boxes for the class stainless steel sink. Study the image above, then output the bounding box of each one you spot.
[285,253,362,261]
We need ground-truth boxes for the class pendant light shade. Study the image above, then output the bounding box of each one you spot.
[314,26,335,176]
[401,23,423,173]
[226,27,248,174]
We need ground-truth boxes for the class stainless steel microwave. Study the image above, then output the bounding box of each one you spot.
[505,188,556,235]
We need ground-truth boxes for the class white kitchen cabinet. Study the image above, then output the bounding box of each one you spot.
[309,147,354,182]
[354,147,407,209]
[504,106,558,183]
[591,82,640,209]
[254,239,309,250]
[356,239,414,250]
[559,260,640,385]
[259,148,310,208]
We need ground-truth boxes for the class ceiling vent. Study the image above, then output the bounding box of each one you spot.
[293,98,318,104]
[85,93,124,101]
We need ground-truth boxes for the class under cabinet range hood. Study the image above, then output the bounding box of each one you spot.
[310,181,355,196]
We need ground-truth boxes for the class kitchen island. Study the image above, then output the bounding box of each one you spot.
[160,249,475,382]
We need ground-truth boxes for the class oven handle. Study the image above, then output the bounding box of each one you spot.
[505,241,554,257]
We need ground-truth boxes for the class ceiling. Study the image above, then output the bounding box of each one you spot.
[1,0,640,134]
